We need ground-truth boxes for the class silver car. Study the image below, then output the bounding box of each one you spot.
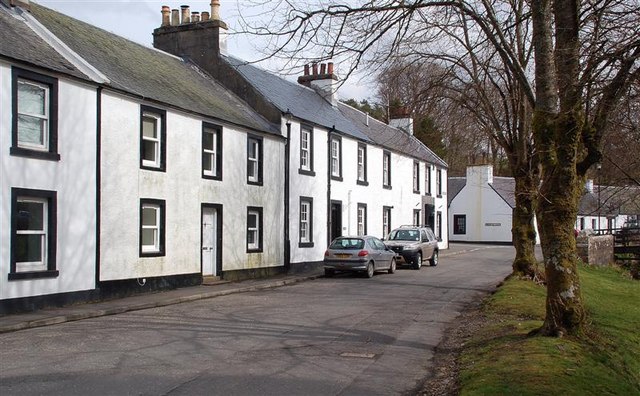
[324,236,397,278]
[384,226,439,269]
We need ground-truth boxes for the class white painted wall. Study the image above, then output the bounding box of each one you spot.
[99,91,284,281]
[448,165,514,243]
[0,63,97,300]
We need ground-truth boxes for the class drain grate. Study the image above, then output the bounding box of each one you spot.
[340,352,376,359]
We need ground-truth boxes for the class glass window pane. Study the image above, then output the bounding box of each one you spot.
[203,131,214,150]
[249,140,257,158]
[142,116,157,138]
[143,140,157,162]
[16,201,44,231]
[248,230,256,244]
[142,207,157,226]
[17,115,45,145]
[142,228,156,247]
[15,234,43,262]
[203,152,212,172]
[18,81,46,115]
[248,213,257,228]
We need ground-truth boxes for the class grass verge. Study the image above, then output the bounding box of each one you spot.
[459,264,640,395]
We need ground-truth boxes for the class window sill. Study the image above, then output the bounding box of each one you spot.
[383,185,392,190]
[202,173,222,181]
[247,180,263,186]
[9,270,59,281]
[298,242,315,248]
[140,250,165,258]
[141,164,166,173]
[247,248,263,253]
[331,175,343,182]
[298,169,316,177]
[10,146,60,161]
[413,190,421,194]
[357,180,369,186]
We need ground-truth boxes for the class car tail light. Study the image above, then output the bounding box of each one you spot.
[357,250,369,257]
[324,250,329,257]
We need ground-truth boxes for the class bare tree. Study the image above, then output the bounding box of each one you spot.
[241,0,640,336]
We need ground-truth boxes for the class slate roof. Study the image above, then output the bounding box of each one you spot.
[338,104,448,167]
[490,177,516,208]
[23,3,276,134]
[447,177,466,206]
[0,5,87,80]
[223,56,371,142]
[579,185,640,216]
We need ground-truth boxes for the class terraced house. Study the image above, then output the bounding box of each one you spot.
[0,0,448,313]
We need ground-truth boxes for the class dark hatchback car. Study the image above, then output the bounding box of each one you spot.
[323,236,397,278]
[384,226,439,269]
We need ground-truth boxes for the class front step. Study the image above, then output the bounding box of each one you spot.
[201,275,230,286]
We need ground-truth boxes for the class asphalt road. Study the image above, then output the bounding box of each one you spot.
[0,246,514,396]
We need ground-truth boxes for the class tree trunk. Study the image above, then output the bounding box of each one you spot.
[534,110,587,337]
[511,171,538,277]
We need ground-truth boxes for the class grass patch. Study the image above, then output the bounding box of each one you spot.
[459,265,640,395]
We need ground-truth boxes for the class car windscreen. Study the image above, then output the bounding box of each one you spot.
[329,238,365,250]
[388,230,420,241]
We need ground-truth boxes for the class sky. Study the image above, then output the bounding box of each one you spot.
[35,0,374,101]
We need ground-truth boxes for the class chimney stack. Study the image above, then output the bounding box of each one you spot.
[389,106,414,135]
[154,4,229,72]
[297,62,339,106]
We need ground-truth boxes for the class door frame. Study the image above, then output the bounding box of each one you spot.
[201,203,223,277]
[330,200,342,245]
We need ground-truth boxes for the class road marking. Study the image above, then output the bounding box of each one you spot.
[340,352,376,359]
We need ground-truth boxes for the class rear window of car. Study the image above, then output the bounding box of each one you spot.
[330,238,365,249]
[388,229,420,241]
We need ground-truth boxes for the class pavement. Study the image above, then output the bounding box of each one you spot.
[0,243,491,333]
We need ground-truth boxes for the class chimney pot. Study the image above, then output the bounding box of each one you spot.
[312,63,318,75]
[181,5,190,24]
[171,8,180,25]
[304,64,310,76]
[192,11,200,22]
[210,0,221,20]
[161,5,171,26]
[327,62,334,74]
[201,11,210,21]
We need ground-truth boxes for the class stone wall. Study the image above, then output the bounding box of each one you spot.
[576,235,614,266]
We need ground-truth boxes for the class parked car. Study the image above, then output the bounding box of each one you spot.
[324,235,396,278]
[384,225,439,269]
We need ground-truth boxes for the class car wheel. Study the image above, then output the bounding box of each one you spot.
[324,268,335,277]
[388,258,396,274]
[366,262,375,278]
[430,250,439,266]
[413,253,422,270]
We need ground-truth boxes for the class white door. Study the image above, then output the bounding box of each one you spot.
[202,208,217,276]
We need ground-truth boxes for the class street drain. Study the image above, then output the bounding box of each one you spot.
[340,352,376,359]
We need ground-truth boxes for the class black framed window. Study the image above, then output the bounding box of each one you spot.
[140,105,167,171]
[11,68,59,161]
[299,197,314,247]
[247,206,263,252]
[383,150,391,189]
[330,136,342,181]
[437,169,443,197]
[356,143,368,185]
[202,123,222,180]
[413,161,420,194]
[453,214,466,235]
[383,206,392,238]
[140,199,166,257]
[10,188,58,280]
[425,164,432,195]
[247,135,263,185]
[299,125,315,176]
[357,203,367,236]
[437,211,442,241]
